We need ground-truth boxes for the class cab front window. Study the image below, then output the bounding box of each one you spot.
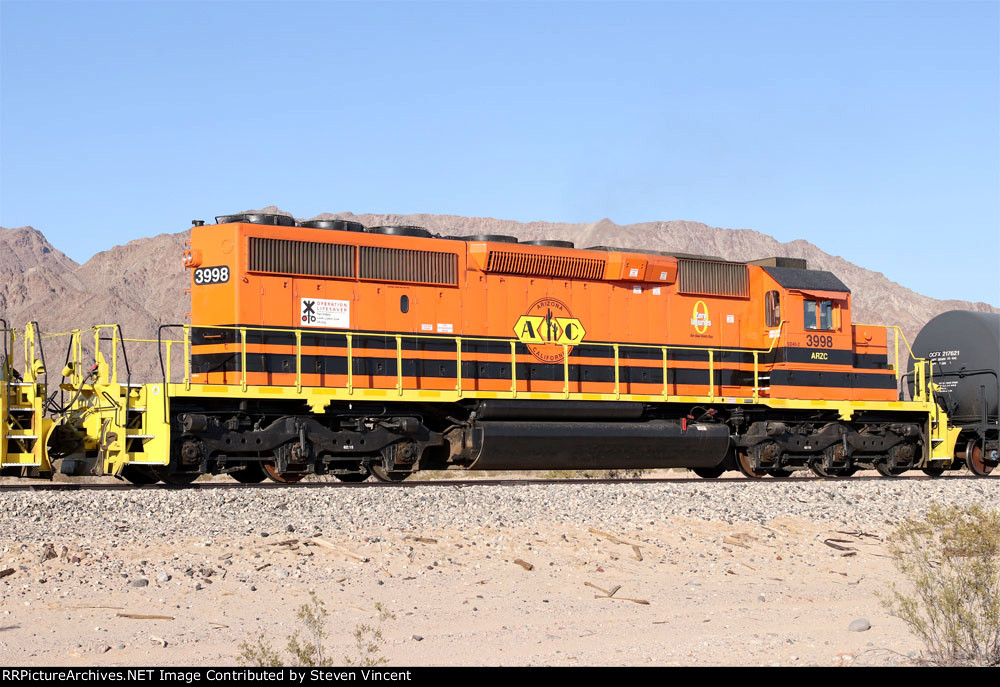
[804,299,834,330]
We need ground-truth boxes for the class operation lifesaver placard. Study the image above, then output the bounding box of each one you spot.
[300,298,350,328]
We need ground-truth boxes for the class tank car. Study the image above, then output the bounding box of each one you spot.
[912,311,999,475]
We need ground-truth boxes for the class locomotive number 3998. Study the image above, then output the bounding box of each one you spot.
[193,266,230,285]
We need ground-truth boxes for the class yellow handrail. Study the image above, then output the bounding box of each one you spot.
[239,328,248,392]
[509,340,517,398]
[661,348,668,400]
[346,333,353,395]
[455,337,462,397]
[708,349,715,400]
[853,322,933,400]
[295,330,302,393]
[32,318,941,408]
[394,336,402,396]
[613,344,621,399]
[562,344,570,399]
[753,352,759,402]
[853,322,921,362]
[81,321,809,402]
[183,328,191,391]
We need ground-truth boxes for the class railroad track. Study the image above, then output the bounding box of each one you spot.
[0,473,994,491]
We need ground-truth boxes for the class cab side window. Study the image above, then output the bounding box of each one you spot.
[804,299,834,330]
[765,290,781,327]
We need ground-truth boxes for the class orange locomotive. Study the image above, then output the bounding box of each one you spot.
[168,213,922,483]
[185,218,894,400]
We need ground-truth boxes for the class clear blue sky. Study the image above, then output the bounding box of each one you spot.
[2,0,997,304]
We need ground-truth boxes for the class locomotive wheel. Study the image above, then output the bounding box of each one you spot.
[922,467,945,477]
[230,462,267,483]
[875,462,907,477]
[808,460,853,478]
[736,451,767,479]
[370,464,411,482]
[808,461,832,478]
[692,467,725,479]
[334,470,370,483]
[121,465,160,485]
[965,440,994,476]
[264,463,306,483]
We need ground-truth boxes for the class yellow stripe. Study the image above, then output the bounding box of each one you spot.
[167,383,935,415]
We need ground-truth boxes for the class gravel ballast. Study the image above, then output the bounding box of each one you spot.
[2,476,998,667]
[2,478,998,542]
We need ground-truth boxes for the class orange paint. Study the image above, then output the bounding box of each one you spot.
[186,222,896,402]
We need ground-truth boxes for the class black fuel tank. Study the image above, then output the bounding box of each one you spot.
[465,420,730,470]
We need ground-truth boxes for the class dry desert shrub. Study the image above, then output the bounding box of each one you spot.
[239,593,394,667]
[881,504,1000,666]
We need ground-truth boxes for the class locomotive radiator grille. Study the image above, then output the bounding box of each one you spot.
[486,250,606,280]
[248,237,355,278]
[359,246,458,286]
[678,259,749,298]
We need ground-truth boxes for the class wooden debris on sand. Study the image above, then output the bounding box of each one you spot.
[588,528,643,561]
[585,580,649,605]
[310,537,368,562]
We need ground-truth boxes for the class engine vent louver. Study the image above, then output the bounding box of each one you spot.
[359,246,458,285]
[485,250,606,280]
[678,259,749,298]
[248,237,354,278]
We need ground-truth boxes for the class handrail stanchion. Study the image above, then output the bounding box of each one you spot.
[708,349,715,400]
[295,330,302,393]
[510,341,517,398]
[239,328,247,392]
[111,325,119,385]
[894,329,900,382]
[563,344,570,398]
[92,328,100,382]
[753,352,759,402]
[184,327,191,391]
[73,330,81,386]
[165,340,172,384]
[613,344,620,399]
[662,347,668,400]
[927,358,933,399]
[347,334,353,395]
[395,336,403,396]
[917,361,926,402]
[455,337,462,397]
